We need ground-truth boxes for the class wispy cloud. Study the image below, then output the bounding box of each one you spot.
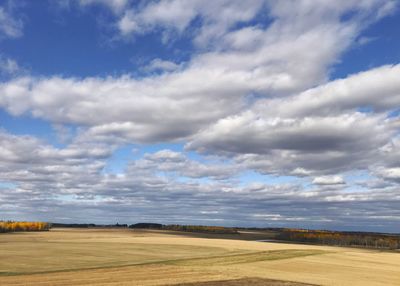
[0,4,23,38]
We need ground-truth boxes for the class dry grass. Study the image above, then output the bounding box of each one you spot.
[0,228,399,286]
[0,240,238,275]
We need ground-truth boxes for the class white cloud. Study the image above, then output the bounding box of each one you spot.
[143,58,181,72]
[129,149,240,180]
[375,167,400,183]
[187,112,395,175]
[260,64,400,118]
[0,1,391,144]
[117,0,264,45]
[291,168,313,177]
[113,0,397,49]
[0,129,399,230]
[186,62,400,175]
[312,176,345,185]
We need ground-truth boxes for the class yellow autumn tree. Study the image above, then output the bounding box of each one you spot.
[0,221,51,233]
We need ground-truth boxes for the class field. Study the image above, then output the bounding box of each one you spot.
[0,228,399,285]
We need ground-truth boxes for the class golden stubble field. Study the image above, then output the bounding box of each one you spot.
[0,228,399,286]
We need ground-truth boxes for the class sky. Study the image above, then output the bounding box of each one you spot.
[0,0,399,233]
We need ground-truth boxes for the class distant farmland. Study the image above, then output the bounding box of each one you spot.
[0,228,399,285]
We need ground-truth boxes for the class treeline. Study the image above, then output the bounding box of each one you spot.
[276,229,400,249]
[52,222,239,234]
[129,223,163,229]
[129,223,238,234]
[0,221,51,233]
[52,223,128,228]
[163,224,239,234]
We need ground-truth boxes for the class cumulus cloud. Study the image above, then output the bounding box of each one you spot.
[0,130,115,211]
[259,64,400,118]
[0,128,399,231]
[312,176,345,185]
[375,167,400,183]
[187,113,390,153]
[0,0,392,143]
[187,111,396,176]
[185,64,400,176]
[128,149,241,180]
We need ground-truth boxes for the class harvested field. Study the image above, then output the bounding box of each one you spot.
[0,228,399,285]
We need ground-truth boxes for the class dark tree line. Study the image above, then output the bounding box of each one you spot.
[162,224,239,234]
[52,223,128,228]
[129,223,238,234]
[129,223,163,229]
[276,229,400,249]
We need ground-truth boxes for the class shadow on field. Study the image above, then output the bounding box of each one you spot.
[167,249,328,266]
[131,228,279,241]
[172,277,316,285]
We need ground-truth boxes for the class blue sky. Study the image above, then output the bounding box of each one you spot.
[0,0,399,232]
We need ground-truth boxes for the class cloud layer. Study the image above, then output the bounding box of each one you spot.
[0,0,399,231]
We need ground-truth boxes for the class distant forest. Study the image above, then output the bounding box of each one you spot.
[128,223,400,249]
[276,228,400,249]
[3,221,399,250]
[148,224,239,234]
[53,222,239,234]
